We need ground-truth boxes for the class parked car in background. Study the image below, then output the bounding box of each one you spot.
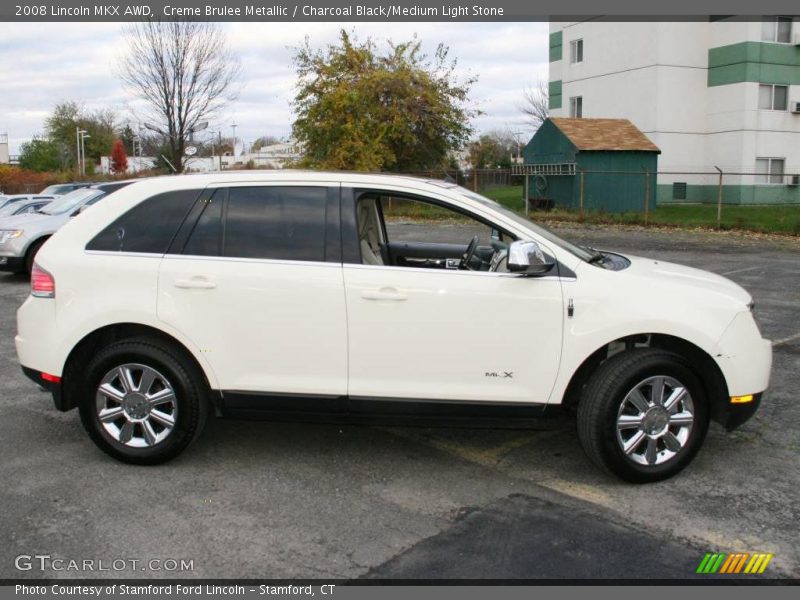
[39,183,95,196]
[14,172,772,482]
[0,197,53,218]
[0,181,134,274]
[0,194,57,211]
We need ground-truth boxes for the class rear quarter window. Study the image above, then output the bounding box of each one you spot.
[86,189,201,254]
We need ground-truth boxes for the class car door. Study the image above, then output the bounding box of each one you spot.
[342,189,564,404]
[157,183,348,397]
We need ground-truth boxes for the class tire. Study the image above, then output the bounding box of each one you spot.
[577,348,709,483]
[24,238,47,274]
[79,337,208,465]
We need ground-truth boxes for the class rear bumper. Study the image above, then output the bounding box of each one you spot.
[724,392,763,432]
[21,366,66,411]
[0,256,25,272]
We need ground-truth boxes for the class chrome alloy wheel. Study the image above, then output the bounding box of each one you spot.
[95,364,178,448]
[615,375,695,466]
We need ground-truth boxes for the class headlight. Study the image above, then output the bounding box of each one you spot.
[0,230,23,244]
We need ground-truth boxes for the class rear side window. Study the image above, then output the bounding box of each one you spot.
[182,186,328,262]
[87,189,200,254]
[182,190,224,257]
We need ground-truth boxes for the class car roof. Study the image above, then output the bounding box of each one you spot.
[120,171,460,194]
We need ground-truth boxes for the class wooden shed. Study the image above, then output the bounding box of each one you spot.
[521,118,660,213]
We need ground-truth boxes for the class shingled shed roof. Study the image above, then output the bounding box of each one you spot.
[549,118,660,152]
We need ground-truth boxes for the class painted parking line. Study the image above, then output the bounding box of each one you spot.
[722,266,761,276]
[772,331,800,347]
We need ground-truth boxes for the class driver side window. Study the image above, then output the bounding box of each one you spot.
[354,192,514,272]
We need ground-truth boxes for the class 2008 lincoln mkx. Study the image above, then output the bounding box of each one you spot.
[15,172,771,482]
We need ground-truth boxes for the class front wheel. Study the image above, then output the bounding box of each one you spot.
[577,349,709,483]
[79,338,208,464]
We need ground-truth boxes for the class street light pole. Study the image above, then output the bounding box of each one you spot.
[79,131,90,176]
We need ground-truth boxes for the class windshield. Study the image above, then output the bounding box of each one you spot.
[0,202,34,217]
[40,184,73,195]
[40,189,104,215]
[459,187,595,262]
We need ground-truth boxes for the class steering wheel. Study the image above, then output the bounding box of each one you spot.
[460,235,480,270]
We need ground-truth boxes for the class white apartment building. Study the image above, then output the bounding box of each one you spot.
[0,134,9,165]
[548,18,800,204]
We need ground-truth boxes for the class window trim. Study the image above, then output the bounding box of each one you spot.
[755,157,786,185]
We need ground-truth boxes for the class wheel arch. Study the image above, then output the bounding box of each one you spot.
[60,323,219,412]
[24,234,51,259]
[561,333,730,425]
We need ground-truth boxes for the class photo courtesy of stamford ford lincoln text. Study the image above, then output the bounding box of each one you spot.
[0,1,798,597]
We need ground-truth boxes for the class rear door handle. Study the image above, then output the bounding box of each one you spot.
[174,277,217,290]
[361,287,408,301]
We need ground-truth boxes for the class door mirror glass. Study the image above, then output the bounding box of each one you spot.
[508,240,555,276]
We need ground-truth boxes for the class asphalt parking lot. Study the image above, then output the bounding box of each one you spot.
[1,224,799,580]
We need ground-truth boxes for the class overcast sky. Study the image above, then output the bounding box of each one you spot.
[0,22,548,154]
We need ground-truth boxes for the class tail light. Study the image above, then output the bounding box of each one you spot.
[31,263,55,298]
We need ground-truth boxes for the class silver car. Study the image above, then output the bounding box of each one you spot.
[0,181,134,274]
[0,197,53,218]
[0,194,56,211]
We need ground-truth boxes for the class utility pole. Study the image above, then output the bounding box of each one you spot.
[79,131,90,176]
[75,127,81,177]
[231,121,238,154]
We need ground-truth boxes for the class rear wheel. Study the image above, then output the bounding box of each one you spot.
[79,338,208,464]
[577,349,709,483]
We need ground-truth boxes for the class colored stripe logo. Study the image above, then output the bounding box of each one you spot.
[696,552,773,574]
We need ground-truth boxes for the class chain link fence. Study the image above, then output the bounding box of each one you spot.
[401,167,800,235]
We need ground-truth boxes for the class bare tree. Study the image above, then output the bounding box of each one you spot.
[519,80,549,131]
[119,21,240,172]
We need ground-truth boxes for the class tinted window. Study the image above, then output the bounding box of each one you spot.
[183,190,224,257]
[87,189,200,253]
[224,186,327,261]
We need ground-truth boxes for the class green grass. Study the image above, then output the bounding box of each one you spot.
[480,186,800,236]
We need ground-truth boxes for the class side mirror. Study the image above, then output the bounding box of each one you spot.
[508,240,556,276]
[71,204,90,217]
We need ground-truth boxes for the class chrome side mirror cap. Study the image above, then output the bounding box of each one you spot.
[508,240,556,276]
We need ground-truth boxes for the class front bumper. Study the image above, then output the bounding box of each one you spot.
[724,392,762,431]
[0,255,26,272]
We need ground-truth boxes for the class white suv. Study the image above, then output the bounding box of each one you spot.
[15,172,772,482]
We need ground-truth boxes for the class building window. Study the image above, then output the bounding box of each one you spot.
[569,96,583,118]
[570,39,584,63]
[758,84,789,110]
[761,16,792,43]
[755,157,785,184]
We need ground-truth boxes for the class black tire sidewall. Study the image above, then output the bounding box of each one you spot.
[79,340,205,464]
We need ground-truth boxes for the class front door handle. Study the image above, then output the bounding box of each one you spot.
[361,287,408,301]
[174,277,217,290]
